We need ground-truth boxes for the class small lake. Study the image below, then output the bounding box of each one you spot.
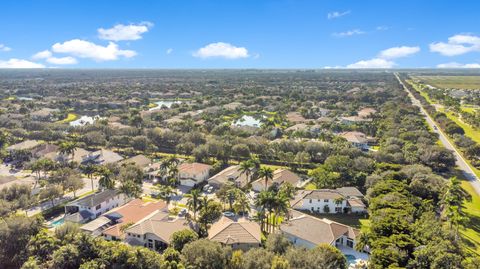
[233,115,263,128]
[149,100,183,110]
[70,115,102,127]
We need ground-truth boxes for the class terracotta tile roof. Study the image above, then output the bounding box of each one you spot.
[339,131,368,144]
[208,216,261,245]
[178,162,212,175]
[102,199,166,238]
[6,140,41,151]
[252,169,302,188]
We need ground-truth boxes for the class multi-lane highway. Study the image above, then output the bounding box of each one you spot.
[395,73,480,196]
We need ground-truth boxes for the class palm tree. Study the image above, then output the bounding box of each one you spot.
[155,184,178,206]
[81,164,97,192]
[233,191,250,216]
[239,160,255,182]
[271,193,290,231]
[58,141,78,164]
[97,166,114,190]
[185,189,201,220]
[255,191,276,233]
[258,167,274,191]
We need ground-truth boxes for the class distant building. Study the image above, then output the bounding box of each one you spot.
[287,112,307,123]
[65,189,129,224]
[81,149,124,165]
[339,116,371,125]
[208,165,249,189]
[291,187,366,214]
[357,107,377,119]
[339,131,372,150]
[208,216,261,251]
[120,154,152,169]
[30,108,59,121]
[252,169,302,192]
[178,162,212,187]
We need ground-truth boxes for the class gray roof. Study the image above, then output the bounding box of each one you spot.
[73,189,120,208]
[335,187,364,198]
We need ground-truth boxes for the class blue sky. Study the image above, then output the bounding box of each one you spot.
[1,0,480,68]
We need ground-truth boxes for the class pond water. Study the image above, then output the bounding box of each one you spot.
[233,115,263,127]
[70,115,102,127]
[149,100,183,110]
[345,254,356,265]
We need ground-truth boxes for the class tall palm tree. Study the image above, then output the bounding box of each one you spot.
[255,191,276,233]
[97,166,114,190]
[239,160,255,182]
[185,189,201,220]
[81,164,97,192]
[258,166,274,191]
[155,184,178,206]
[234,191,250,216]
[272,193,290,231]
[58,141,78,164]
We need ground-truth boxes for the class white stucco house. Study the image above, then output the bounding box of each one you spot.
[65,189,129,223]
[291,187,366,214]
[178,162,212,187]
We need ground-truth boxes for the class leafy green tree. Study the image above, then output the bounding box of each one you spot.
[181,239,231,269]
[170,229,198,252]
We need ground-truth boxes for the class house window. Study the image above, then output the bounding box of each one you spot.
[335,207,342,213]
[335,200,342,205]
[347,239,354,248]
[324,199,328,203]
[309,199,312,203]
[96,204,101,210]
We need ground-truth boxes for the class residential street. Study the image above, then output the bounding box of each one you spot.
[395,73,480,195]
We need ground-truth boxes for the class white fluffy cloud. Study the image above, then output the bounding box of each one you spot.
[332,29,365,37]
[437,62,480,68]
[98,22,152,41]
[0,44,11,52]
[430,34,480,56]
[52,39,136,61]
[193,42,249,59]
[379,46,420,59]
[347,58,395,68]
[0,58,45,68]
[32,50,77,65]
[32,50,52,60]
[327,10,350,19]
[46,56,77,65]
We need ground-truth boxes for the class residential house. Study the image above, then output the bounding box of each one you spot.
[286,112,307,123]
[208,216,261,251]
[291,187,366,214]
[32,143,59,159]
[339,116,371,125]
[101,199,166,241]
[55,148,91,164]
[252,169,302,192]
[6,140,42,155]
[124,210,193,251]
[208,165,249,189]
[339,131,371,150]
[65,189,129,224]
[30,108,59,121]
[357,107,377,119]
[279,210,368,259]
[81,149,124,165]
[178,162,212,187]
[120,154,152,169]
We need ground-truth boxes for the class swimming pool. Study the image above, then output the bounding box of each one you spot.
[345,254,356,264]
[51,217,65,227]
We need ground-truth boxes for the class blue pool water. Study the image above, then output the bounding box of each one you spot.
[345,254,356,264]
[51,218,65,227]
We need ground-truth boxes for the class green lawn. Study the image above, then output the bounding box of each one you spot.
[460,180,480,256]
[56,113,78,123]
[412,75,480,90]
[439,108,480,144]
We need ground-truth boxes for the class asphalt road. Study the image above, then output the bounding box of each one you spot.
[395,73,480,196]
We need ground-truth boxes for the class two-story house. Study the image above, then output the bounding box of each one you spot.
[178,162,212,187]
[291,187,366,214]
[65,189,129,223]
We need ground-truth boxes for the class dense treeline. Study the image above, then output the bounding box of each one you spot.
[359,96,478,268]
